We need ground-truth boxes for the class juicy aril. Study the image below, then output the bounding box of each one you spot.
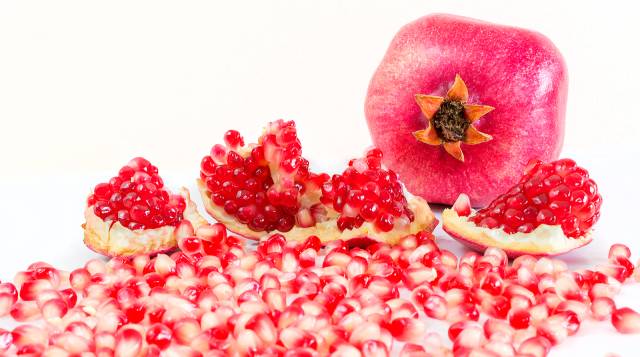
[365,14,568,206]
[197,120,436,244]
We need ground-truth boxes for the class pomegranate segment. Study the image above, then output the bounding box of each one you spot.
[0,228,639,355]
[198,120,436,244]
[321,148,416,233]
[442,159,601,257]
[199,120,327,234]
[84,157,207,257]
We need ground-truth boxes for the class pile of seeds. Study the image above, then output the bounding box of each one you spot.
[0,222,638,356]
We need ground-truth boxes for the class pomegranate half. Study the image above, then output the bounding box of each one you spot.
[365,13,568,206]
[84,157,207,257]
[197,120,436,244]
[442,159,601,257]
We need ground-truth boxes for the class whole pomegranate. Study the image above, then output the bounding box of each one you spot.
[365,14,567,206]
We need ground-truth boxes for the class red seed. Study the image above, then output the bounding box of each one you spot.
[508,309,531,329]
[41,298,68,321]
[591,297,616,321]
[518,336,552,357]
[611,307,640,334]
[608,243,631,260]
[115,328,143,357]
[19,279,53,301]
[10,301,40,321]
[70,268,91,291]
[423,294,448,320]
[385,317,425,342]
[361,339,389,357]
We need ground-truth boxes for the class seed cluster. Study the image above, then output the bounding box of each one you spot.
[200,121,329,233]
[1,223,638,356]
[88,157,186,230]
[321,148,415,232]
[472,159,602,237]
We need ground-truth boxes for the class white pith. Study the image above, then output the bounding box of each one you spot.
[83,188,208,257]
[197,179,437,244]
[442,208,592,255]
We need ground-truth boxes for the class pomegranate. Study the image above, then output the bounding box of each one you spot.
[365,13,567,206]
[197,120,436,244]
[442,158,601,257]
[84,157,207,257]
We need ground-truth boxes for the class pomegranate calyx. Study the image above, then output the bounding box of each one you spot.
[413,74,494,162]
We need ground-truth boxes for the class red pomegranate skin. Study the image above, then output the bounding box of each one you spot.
[365,14,567,206]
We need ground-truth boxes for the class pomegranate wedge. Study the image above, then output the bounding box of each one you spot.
[198,120,436,244]
[442,159,600,257]
[84,157,207,257]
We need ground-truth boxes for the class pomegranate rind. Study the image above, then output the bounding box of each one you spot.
[441,208,591,258]
[83,188,207,257]
[197,179,437,244]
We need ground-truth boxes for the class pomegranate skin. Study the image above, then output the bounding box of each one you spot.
[365,14,567,206]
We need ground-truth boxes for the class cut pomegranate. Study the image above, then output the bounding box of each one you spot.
[442,159,600,257]
[84,157,207,257]
[198,120,436,244]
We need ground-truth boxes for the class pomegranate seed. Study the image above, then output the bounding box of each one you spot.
[423,294,448,320]
[361,339,389,357]
[115,328,143,357]
[11,325,47,348]
[41,298,68,321]
[10,301,40,321]
[517,336,551,357]
[508,309,531,329]
[385,317,425,342]
[19,279,53,301]
[611,307,640,334]
[608,243,631,260]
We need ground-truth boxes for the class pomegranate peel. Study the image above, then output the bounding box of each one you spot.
[84,188,207,257]
[198,178,435,244]
[442,206,592,258]
[442,158,600,257]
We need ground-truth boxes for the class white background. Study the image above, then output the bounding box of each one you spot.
[1,1,639,356]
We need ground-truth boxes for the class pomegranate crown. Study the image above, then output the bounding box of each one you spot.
[413,74,494,162]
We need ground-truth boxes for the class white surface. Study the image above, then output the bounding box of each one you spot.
[1,1,640,356]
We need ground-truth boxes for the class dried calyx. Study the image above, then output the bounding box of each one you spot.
[413,74,494,162]
[432,99,469,142]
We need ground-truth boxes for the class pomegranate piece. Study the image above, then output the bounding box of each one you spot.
[84,157,207,257]
[365,13,567,206]
[198,120,436,244]
[442,158,600,257]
